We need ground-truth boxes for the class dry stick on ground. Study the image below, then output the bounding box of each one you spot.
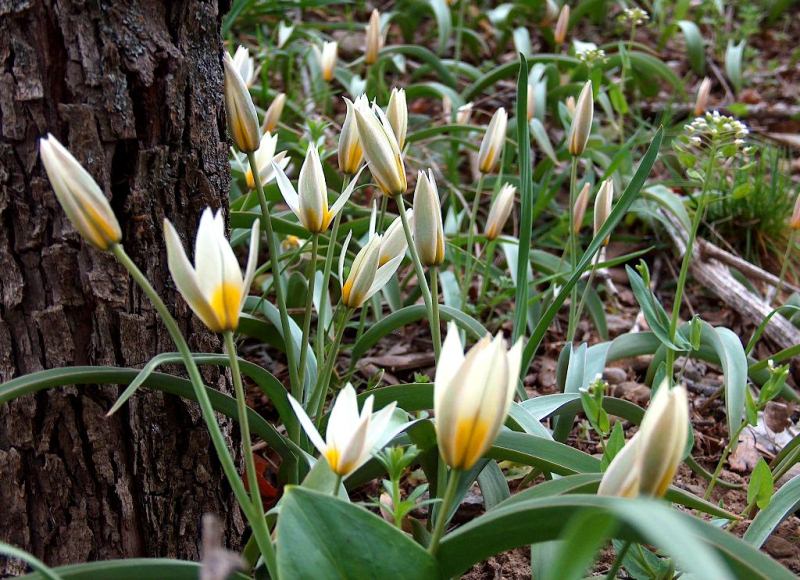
[698,240,800,295]
[661,210,800,351]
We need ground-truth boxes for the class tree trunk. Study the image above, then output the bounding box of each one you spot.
[0,0,242,572]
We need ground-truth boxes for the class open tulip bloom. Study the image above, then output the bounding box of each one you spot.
[164,208,259,333]
[435,323,523,471]
[288,384,398,477]
[273,146,363,234]
[243,132,289,189]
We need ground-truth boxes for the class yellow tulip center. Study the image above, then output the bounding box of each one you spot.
[210,281,243,332]
[451,417,489,470]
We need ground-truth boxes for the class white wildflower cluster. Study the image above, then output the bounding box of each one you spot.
[618,8,649,26]
[675,111,753,169]
[577,46,607,65]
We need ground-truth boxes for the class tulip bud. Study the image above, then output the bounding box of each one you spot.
[339,230,404,309]
[435,323,523,470]
[232,45,256,87]
[554,4,570,45]
[39,134,122,251]
[527,82,535,121]
[593,178,613,245]
[339,95,367,175]
[262,93,286,133]
[544,0,559,24]
[277,21,294,49]
[478,108,508,174]
[287,384,398,477]
[413,169,445,266]
[598,383,689,498]
[273,146,362,234]
[484,183,516,241]
[223,52,261,153]
[456,102,473,125]
[313,41,338,82]
[565,96,576,115]
[791,195,800,230]
[694,77,712,117]
[353,98,407,196]
[573,181,591,234]
[244,132,289,190]
[567,81,593,156]
[164,208,259,333]
[380,210,412,265]
[365,9,383,66]
[386,88,408,150]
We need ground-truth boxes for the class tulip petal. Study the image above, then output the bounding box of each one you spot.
[435,322,465,412]
[287,394,327,456]
[240,219,260,310]
[363,252,403,303]
[328,166,365,221]
[338,230,352,286]
[273,161,301,217]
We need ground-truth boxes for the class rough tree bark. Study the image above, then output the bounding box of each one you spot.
[0,0,243,572]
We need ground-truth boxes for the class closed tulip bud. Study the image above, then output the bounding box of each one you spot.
[313,41,338,82]
[387,88,408,150]
[339,230,404,309]
[694,77,712,117]
[484,183,516,241]
[478,108,508,174]
[232,45,256,87]
[593,178,613,245]
[527,82,535,121]
[573,181,591,234]
[567,80,593,156]
[288,384,398,477]
[164,208,259,333]
[413,169,445,266]
[435,323,523,470]
[544,0,559,24]
[339,95,367,175]
[274,146,363,234]
[554,4,570,45]
[244,132,289,190]
[791,195,800,230]
[39,134,122,251]
[598,383,688,498]
[565,96,576,115]
[223,52,261,153]
[456,102,473,125]
[262,93,286,133]
[353,98,407,196]
[380,210,412,265]
[365,10,383,66]
[277,21,294,49]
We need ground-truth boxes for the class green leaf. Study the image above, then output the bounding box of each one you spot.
[545,511,617,580]
[743,473,800,548]
[488,431,600,475]
[677,20,706,75]
[701,322,748,439]
[514,53,534,344]
[380,45,456,87]
[521,128,664,377]
[747,458,775,510]
[725,40,746,94]
[437,495,791,579]
[461,55,580,102]
[17,558,248,580]
[276,486,439,578]
[0,541,62,580]
[477,461,511,510]
[350,304,487,362]
[427,0,451,53]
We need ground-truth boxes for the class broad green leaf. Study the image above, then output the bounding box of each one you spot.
[477,461,511,510]
[677,20,706,75]
[743,473,800,548]
[488,431,600,475]
[437,495,791,579]
[545,511,617,580]
[725,40,746,94]
[276,486,439,578]
[17,558,248,580]
[1,541,62,580]
[427,0,451,54]
[380,45,456,87]
[747,458,774,510]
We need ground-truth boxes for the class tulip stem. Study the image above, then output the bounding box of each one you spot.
[454,0,467,63]
[110,245,278,577]
[316,175,349,369]
[313,305,353,424]
[378,193,389,232]
[462,174,486,304]
[566,156,580,344]
[430,267,442,358]
[705,420,746,500]
[573,248,602,335]
[428,468,461,556]
[224,331,274,568]
[478,239,496,302]
[605,540,631,579]
[297,233,319,389]
[333,474,343,496]
[665,150,716,387]
[396,196,441,359]
[247,151,301,440]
